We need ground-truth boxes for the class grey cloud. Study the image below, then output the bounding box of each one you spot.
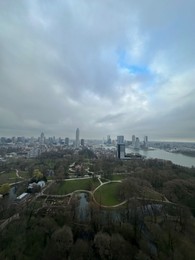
[0,0,195,140]
[96,113,125,124]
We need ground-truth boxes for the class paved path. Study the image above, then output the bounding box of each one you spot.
[15,169,24,179]
[10,180,26,186]
[92,179,127,208]
[93,179,122,194]
[41,177,125,208]
[36,176,173,209]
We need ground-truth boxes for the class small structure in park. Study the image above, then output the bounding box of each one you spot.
[27,181,46,193]
[16,192,29,201]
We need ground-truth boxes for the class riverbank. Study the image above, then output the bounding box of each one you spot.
[126,147,195,168]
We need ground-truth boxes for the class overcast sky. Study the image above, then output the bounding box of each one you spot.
[0,0,195,141]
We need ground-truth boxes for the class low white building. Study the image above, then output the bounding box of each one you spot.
[17,192,28,200]
[37,181,46,188]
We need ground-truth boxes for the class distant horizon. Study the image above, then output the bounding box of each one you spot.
[0,134,195,144]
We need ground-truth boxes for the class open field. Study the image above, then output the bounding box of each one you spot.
[18,171,30,179]
[45,178,99,195]
[0,171,20,185]
[0,171,29,185]
[94,182,123,206]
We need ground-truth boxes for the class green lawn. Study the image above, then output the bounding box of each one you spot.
[94,182,123,206]
[0,171,29,185]
[0,171,20,185]
[45,178,99,195]
[18,171,29,179]
[111,174,129,181]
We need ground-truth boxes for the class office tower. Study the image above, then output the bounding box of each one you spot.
[40,132,45,144]
[143,136,148,148]
[81,139,84,146]
[65,137,69,146]
[12,136,16,143]
[107,135,111,145]
[76,128,80,148]
[132,135,136,147]
[134,137,140,149]
[117,143,126,159]
[117,135,124,144]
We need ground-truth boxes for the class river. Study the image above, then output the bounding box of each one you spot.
[126,148,195,168]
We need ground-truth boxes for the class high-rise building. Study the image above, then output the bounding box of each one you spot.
[107,135,111,145]
[134,137,140,149]
[117,135,124,144]
[117,143,126,159]
[81,139,84,146]
[76,128,80,148]
[40,132,45,144]
[143,136,148,148]
[132,135,136,147]
[65,137,69,146]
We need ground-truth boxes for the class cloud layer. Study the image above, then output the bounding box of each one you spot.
[0,0,195,141]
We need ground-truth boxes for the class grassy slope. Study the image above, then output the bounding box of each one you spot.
[0,171,19,185]
[94,182,123,206]
[111,174,129,181]
[0,171,29,185]
[46,178,99,195]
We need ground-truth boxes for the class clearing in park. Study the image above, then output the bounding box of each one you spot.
[94,182,123,206]
[45,178,99,195]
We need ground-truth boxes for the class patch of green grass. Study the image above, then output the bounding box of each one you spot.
[18,171,29,179]
[111,174,129,181]
[94,182,123,206]
[45,178,99,195]
[0,171,20,185]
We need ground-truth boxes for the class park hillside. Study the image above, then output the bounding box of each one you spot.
[1,148,195,259]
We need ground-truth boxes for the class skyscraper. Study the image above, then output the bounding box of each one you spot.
[81,139,84,146]
[40,132,45,144]
[143,136,148,148]
[107,135,111,145]
[132,135,135,147]
[117,143,126,159]
[134,137,140,149]
[76,128,79,148]
[117,135,124,144]
[65,137,69,146]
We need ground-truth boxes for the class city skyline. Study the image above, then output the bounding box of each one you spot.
[1,132,195,145]
[0,1,195,142]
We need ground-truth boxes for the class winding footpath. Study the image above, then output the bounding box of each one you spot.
[40,175,174,210]
[15,169,24,179]
[40,176,127,208]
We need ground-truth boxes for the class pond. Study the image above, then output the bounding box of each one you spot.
[77,192,163,223]
[8,187,17,201]
[77,192,90,222]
